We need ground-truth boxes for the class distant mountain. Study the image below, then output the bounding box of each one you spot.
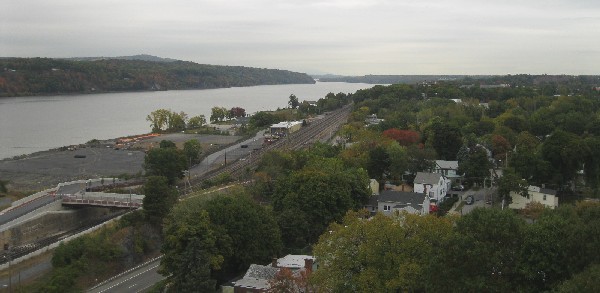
[64,54,179,63]
[317,74,470,84]
[0,57,315,97]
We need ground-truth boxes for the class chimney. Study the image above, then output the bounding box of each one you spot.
[304,258,314,273]
[272,257,278,268]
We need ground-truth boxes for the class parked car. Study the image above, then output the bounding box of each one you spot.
[451,185,464,191]
[465,195,475,205]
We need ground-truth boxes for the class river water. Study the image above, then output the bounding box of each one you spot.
[0,82,374,159]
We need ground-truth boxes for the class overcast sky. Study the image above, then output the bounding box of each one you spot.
[1,0,599,75]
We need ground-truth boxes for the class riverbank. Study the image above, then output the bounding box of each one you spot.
[0,131,241,193]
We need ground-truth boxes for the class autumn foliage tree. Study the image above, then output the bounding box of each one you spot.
[267,268,313,293]
[382,128,420,146]
[491,134,511,162]
[229,107,246,119]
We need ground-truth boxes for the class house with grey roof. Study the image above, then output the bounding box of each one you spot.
[413,172,451,202]
[227,255,316,293]
[433,160,463,185]
[377,190,430,216]
[232,264,279,292]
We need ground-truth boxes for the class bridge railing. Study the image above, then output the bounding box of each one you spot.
[61,194,143,208]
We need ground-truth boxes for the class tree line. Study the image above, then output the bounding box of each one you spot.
[0,57,315,97]
[345,81,600,197]
[312,203,600,292]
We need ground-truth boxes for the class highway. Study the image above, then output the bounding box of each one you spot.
[0,191,57,226]
[88,257,164,293]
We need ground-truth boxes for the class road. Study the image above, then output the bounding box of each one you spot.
[88,258,164,293]
[457,187,496,215]
[189,130,266,178]
[0,191,57,226]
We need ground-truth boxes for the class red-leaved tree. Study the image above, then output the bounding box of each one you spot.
[268,268,314,293]
[229,107,246,118]
[383,128,420,146]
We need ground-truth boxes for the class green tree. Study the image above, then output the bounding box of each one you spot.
[312,211,454,292]
[553,264,600,293]
[144,146,187,185]
[406,145,436,173]
[458,145,492,186]
[273,158,369,248]
[249,111,280,128]
[288,94,299,109]
[426,117,462,160]
[387,142,408,181]
[497,168,528,209]
[159,139,176,149]
[161,209,222,292]
[187,115,207,129]
[366,145,390,182]
[202,194,283,281]
[583,136,600,189]
[167,111,188,131]
[142,176,178,225]
[210,106,228,122]
[146,109,171,132]
[438,208,526,292]
[183,139,202,165]
[541,130,587,185]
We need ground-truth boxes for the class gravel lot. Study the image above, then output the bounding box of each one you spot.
[0,133,241,192]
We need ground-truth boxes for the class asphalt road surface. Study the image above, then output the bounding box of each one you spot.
[459,187,495,214]
[189,130,266,178]
[88,258,164,293]
[0,191,57,226]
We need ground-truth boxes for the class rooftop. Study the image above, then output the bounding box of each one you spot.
[414,172,444,185]
[271,121,302,128]
[435,160,458,170]
[234,264,279,290]
[379,190,426,210]
[277,255,314,269]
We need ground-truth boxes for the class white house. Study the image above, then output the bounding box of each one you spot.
[413,172,451,202]
[432,160,462,184]
[365,114,384,125]
[377,191,430,216]
[509,185,559,210]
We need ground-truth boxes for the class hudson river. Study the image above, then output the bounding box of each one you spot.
[0,82,374,159]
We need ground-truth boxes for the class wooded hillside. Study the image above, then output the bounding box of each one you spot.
[0,57,315,97]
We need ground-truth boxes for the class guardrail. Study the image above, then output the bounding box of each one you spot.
[61,195,142,208]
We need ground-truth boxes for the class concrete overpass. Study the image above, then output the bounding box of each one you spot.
[61,192,143,208]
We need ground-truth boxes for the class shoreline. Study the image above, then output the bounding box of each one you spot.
[0,80,318,99]
[0,129,243,192]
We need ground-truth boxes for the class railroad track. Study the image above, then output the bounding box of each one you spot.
[0,104,352,268]
[191,104,353,186]
[0,210,128,265]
